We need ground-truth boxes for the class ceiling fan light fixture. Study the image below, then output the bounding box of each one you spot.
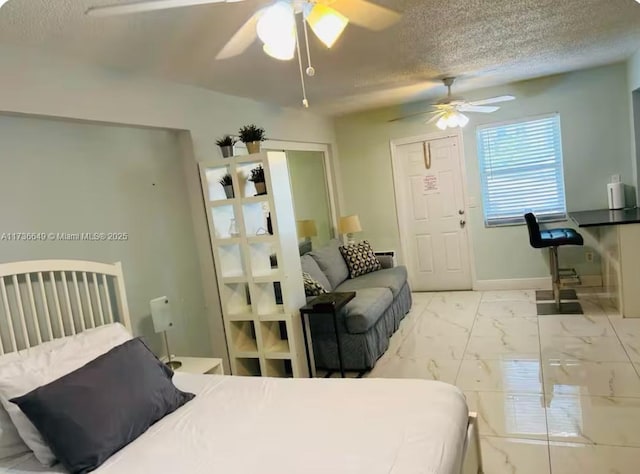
[436,116,448,131]
[445,112,460,128]
[457,112,470,127]
[435,111,469,130]
[306,4,349,48]
[257,1,296,59]
[262,36,296,61]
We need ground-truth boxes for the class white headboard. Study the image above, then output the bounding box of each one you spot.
[0,260,132,355]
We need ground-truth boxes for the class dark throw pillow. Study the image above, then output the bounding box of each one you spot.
[303,272,328,297]
[11,338,194,474]
[339,241,382,279]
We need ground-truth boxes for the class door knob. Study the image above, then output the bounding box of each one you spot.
[460,219,466,228]
[458,209,465,215]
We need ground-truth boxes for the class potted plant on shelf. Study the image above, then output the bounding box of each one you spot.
[249,165,266,195]
[219,173,234,199]
[238,124,266,154]
[216,135,236,158]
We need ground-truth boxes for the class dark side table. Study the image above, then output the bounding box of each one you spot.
[300,292,356,378]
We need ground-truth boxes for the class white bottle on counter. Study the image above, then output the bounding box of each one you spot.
[607,182,625,210]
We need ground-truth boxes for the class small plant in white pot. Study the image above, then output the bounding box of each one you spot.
[249,165,266,195]
[219,173,234,199]
[216,135,236,158]
[239,124,266,154]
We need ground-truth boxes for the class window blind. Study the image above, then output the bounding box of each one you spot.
[477,114,567,227]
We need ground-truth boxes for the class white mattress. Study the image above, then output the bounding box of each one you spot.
[0,374,469,474]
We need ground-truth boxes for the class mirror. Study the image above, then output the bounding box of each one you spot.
[285,150,333,250]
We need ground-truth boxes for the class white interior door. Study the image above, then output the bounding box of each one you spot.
[394,135,472,291]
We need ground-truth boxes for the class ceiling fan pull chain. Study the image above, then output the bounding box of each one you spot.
[295,16,310,108]
[302,18,315,77]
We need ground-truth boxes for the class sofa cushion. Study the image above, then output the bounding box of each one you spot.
[339,241,381,278]
[341,287,393,334]
[335,266,408,298]
[307,239,349,289]
[300,254,332,291]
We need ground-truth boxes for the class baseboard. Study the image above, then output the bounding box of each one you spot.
[473,278,551,291]
[473,275,603,291]
[564,274,603,288]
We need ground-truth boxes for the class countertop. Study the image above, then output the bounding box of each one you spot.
[569,208,640,228]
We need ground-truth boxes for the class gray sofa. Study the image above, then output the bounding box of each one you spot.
[300,240,412,371]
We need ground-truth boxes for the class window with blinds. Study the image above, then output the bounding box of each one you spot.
[477,114,567,227]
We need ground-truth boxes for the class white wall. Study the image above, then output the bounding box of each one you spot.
[334,63,632,284]
[0,44,338,367]
[0,115,208,356]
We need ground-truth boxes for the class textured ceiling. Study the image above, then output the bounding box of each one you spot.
[0,0,639,115]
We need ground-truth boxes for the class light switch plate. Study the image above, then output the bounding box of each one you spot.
[468,197,478,208]
[611,174,621,183]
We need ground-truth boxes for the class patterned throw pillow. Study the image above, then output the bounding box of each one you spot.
[339,241,382,279]
[302,272,327,297]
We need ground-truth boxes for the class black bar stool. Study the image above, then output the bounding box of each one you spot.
[524,213,584,315]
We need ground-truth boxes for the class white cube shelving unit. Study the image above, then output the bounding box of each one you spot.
[199,152,309,377]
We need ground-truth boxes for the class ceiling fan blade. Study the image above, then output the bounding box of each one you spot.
[215,11,259,60]
[387,110,436,123]
[426,114,442,125]
[331,0,401,31]
[86,0,235,17]
[458,105,500,113]
[467,95,515,106]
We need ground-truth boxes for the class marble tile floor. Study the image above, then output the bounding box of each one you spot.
[326,288,640,473]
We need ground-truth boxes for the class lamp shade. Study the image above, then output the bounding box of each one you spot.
[339,215,362,234]
[457,112,470,127]
[257,1,296,60]
[150,296,174,333]
[263,39,295,61]
[297,219,318,238]
[436,111,469,130]
[306,4,349,48]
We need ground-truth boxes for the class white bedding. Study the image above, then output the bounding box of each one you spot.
[0,374,469,474]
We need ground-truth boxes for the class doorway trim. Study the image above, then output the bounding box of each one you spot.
[389,129,478,289]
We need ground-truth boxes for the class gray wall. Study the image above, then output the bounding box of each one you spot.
[0,43,338,370]
[0,114,210,357]
[286,150,333,248]
[334,63,633,283]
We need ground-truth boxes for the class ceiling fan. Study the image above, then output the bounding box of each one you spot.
[88,2,398,65]
[86,0,401,107]
[389,77,516,129]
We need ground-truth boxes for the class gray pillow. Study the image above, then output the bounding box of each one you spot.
[300,254,332,291]
[308,239,349,289]
[11,338,194,474]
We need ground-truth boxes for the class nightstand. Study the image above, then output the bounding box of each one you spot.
[171,357,224,375]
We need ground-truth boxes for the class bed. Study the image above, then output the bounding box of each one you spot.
[0,260,482,474]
